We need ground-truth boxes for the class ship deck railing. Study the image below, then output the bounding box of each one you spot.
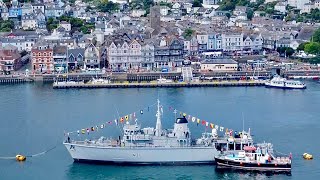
[68,140,218,148]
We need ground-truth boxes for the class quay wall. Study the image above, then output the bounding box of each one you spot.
[1,70,320,85]
[53,81,265,89]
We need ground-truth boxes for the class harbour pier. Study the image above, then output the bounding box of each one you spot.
[52,81,265,89]
[0,75,34,84]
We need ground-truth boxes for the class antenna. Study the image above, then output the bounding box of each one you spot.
[242,112,245,132]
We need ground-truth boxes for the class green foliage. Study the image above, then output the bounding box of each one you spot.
[46,17,59,32]
[159,1,172,8]
[285,15,293,22]
[80,23,95,34]
[130,0,154,14]
[192,0,202,7]
[0,19,14,32]
[298,8,320,23]
[312,28,320,43]
[46,16,95,34]
[304,42,320,55]
[97,1,119,13]
[276,47,294,57]
[183,28,194,38]
[218,0,251,11]
[297,42,309,51]
[247,8,254,20]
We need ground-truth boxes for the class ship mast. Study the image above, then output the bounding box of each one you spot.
[155,99,162,137]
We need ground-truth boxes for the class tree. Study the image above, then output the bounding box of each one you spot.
[183,28,194,38]
[304,42,320,55]
[247,8,254,20]
[159,1,172,8]
[297,42,309,51]
[312,28,320,43]
[0,19,14,32]
[276,47,294,57]
[192,0,202,7]
[97,1,119,13]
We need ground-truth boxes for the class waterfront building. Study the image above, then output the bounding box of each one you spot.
[243,33,263,53]
[53,45,67,72]
[221,32,244,52]
[197,34,208,54]
[31,41,54,73]
[67,48,85,70]
[0,45,22,73]
[154,36,184,70]
[200,59,238,72]
[84,43,101,69]
[106,35,145,71]
[207,33,222,51]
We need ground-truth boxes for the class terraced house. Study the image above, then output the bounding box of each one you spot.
[154,36,184,70]
[31,41,54,73]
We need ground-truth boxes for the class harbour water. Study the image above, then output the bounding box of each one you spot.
[0,82,319,179]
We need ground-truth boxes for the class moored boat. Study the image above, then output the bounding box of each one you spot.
[215,143,292,172]
[63,99,254,165]
[265,76,306,89]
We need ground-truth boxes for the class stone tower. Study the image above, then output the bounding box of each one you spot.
[149,6,161,36]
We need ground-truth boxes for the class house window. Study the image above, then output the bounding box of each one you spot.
[43,52,46,56]
[38,52,41,56]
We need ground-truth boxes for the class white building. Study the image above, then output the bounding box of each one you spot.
[221,33,244,51]
[274,2,287,14]
[301,2,314,14]
[59,21,71,32]
[288,0,310,10]
[131,9,146,17]
[21,14,37,30]
[160,6,170,16]
[315,0,320,8]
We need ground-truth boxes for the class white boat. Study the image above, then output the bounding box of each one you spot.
[54,80,84,86]
[265,76,306,89]
[64,100,254,165]
[89,78,110,84]
[157,76,173,84]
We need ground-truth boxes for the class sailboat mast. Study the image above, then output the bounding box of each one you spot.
[155,99,162,137]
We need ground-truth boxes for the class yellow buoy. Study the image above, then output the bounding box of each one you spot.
[303,153,313,160]
[16,155,26,161]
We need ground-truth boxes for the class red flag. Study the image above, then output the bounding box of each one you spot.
[201,120,206,125]
[120,117,124,123]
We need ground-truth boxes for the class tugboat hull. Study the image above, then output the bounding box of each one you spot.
[215,158,291,172]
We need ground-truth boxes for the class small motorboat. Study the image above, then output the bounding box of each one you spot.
[215,143,291,172]
[303,153,313,160]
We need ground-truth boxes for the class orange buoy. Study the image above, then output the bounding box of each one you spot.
[16,155,26,161]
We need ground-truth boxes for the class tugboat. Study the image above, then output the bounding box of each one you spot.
[215,143,292,172]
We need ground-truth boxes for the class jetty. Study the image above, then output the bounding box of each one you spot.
[53,80,265,89]
[0,75,33,84]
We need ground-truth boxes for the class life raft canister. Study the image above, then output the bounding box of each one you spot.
[16,155,26,161]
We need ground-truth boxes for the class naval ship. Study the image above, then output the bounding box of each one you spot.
[64,100,253,164]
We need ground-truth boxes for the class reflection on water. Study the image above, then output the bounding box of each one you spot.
[66,163,293,180]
